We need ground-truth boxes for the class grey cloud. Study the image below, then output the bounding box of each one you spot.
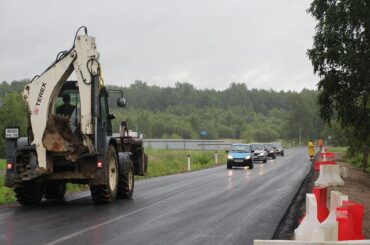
[0,0,317,91]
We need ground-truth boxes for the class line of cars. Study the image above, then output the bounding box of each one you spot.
[226,142,284,169]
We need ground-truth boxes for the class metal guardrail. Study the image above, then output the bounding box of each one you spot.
[143,139,234,150]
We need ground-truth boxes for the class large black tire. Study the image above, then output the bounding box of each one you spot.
[44,181,66,200]
[249,162,254,169]
[227,163,232,169]
[117,157,135,199]
[90,145,119,204]
[14,181,44,205]
[272,154,276,160]
[263,158,267,163]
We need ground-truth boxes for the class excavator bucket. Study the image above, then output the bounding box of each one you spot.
[42,114,88,162]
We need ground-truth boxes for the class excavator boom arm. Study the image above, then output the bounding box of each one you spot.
[23,34,100,170]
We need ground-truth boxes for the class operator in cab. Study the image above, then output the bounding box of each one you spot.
[56,94,75,117]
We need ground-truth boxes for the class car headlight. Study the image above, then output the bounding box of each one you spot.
[227,154,233,160]
[270,151,274,153]
[245,155,251,160]
[258,153,264,156]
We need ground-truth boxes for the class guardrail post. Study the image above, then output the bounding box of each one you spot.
[187,154,191,171]
[214,151,218,164]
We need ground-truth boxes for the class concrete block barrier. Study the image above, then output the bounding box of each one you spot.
[340,166,348,178]
[311,191,348,241]
[254,240,370,244]
[315,161,336,171]
[337,201,365,241]
[295,194,320,240]
[320,152,334,159]
[315,165,344,187]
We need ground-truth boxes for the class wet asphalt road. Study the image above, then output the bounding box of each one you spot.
[0,147,311,245]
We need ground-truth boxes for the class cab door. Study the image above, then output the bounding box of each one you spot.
[99,89,113,136]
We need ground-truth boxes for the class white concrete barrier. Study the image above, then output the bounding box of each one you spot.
[311,191,348,241]
[315,165,344,187]
[340,166,348,178]
[254,240,370,245]
[294,194,320,240]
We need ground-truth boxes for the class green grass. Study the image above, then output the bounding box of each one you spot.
[0,159,5,170]
[66,183,88,193]
[328,146,348,153]
[0,176,16,205]
[141,149,227,178]
[344,152,370,173]
[324,146,370,173]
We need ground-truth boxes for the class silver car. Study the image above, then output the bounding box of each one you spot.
[250,143,268,163]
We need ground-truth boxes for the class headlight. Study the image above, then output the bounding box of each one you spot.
[245,155,251,160]
[270,151,274,153]
[258,153,264,156]
[227,155,233,160]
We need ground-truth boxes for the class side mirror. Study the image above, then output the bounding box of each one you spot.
[117,98,126,107]
[251,150,255,153]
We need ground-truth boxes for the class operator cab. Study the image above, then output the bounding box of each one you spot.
[54,81,81,135]
[53,80,116,137]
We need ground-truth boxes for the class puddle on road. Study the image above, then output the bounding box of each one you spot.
[259,164,265,176]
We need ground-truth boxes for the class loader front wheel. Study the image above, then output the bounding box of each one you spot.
[14,181,43,205]
[44,181,66,200]
[117,157,134,199]
[90,145,119,204]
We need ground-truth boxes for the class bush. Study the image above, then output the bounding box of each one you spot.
[193,152,211,165]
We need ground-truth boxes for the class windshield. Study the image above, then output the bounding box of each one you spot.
[251,144,264,151]
[264,144,274,150]
[230,145,251,153]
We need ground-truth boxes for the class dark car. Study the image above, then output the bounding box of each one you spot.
[271,142,284,156]
[263,143,277,159]
[227,144,254,169]
[250,143,268,163]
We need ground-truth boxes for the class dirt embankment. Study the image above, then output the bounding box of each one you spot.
[329,153,370,238]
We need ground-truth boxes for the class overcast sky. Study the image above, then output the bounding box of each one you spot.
[0,0,317,91]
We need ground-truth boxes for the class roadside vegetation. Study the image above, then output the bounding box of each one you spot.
[141,149,226,178]
[344,153,370,174]
[308,0,370,171]
[330,147,370,174]
[0,176,16,204]
[0,159,4,170]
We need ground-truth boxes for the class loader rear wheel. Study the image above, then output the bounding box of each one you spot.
[44,181,66,200]
[90,145,119,204]
[14,181,43,205]
[117,158,134,199]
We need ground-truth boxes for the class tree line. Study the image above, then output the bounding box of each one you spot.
[0,79,339,158]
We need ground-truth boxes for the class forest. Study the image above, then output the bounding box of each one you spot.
[0,79,342,157]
